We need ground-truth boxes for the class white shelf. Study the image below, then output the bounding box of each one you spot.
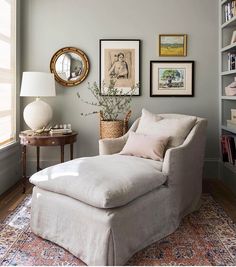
[221,96,236,100]
[221,125,236,134]
[223,162,236,173]
[221,69,236,75]
[221,43,236,52]
[221,16,236,28]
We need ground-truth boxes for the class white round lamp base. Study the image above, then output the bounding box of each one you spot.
[23,99,53,130]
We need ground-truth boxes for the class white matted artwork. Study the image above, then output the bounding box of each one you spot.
[100,39,140,95]
[150,61,194,97]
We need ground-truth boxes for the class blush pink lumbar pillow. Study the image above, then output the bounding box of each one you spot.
[119,131,169,161]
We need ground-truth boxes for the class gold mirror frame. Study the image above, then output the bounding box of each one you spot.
[50,47,89,87]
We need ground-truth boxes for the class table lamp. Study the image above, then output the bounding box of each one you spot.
[20,72,56,130]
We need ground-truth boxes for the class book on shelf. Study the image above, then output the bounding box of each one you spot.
[221,134,236,165]
[227,53,236,70]
[224,0,236,22]
[221,135,229,162]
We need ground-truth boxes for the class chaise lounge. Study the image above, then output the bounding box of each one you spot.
[30,110,207,266]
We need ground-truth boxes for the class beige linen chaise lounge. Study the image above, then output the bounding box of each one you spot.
[30,112,207,266]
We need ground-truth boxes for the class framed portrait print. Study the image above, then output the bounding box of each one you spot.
[159,34,187,57]
[99,39,140,96]
[150,61,194,97]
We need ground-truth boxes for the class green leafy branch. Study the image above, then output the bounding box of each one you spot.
[77,80,138,121]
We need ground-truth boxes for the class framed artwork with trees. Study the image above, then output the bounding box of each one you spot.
[150,61,194,97]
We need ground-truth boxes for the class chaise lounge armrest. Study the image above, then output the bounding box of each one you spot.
[162,119,207,185]
[99,118,140,155]
[162,119,207,216]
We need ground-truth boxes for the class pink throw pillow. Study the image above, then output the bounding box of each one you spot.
[119,131,169,161]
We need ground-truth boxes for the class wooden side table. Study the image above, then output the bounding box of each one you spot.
[19,131,78,193]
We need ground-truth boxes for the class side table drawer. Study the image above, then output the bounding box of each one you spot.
[24,138,62,146]
[19,132,77,147]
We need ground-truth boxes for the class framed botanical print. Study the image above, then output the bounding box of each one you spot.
[150,61,194,97]
[159,34,187,57]
[99,39,140,96]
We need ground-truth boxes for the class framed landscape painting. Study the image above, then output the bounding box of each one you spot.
[99,39,140,96]
[159,34,187,57]
[150,61,194,97]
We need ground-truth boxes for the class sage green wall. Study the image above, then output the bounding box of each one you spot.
[21,0,219,176]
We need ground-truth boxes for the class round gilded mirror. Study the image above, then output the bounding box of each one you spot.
[50,47,89,87]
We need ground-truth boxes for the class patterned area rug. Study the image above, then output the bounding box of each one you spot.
[0,195,236,266]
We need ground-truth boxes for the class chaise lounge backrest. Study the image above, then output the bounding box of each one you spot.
[99,113,207,216]
[99,114,207,161]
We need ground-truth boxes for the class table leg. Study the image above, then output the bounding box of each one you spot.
[22,145,26,194]
[61,145,64,163]
[70,143,74,160]
[37,146,40,171]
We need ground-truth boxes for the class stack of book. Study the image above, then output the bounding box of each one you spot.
[227,119,236,130]
[50,128,72,134]
[221,135,236,164]
[224,0,236,22]
[227,53,236,70]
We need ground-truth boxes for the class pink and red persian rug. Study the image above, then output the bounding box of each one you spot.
[0,194,236,266]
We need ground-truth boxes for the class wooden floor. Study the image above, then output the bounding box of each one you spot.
[203,179,236,222]
[0,179,236,222]
[0,181,32,221]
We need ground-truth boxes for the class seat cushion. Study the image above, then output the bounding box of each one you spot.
[30,154,166,209]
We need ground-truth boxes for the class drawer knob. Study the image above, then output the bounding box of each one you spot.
[52,141,55,144]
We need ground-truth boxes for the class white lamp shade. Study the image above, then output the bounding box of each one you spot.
[20,72,56,97]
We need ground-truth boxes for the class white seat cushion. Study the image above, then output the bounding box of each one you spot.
[30,155,166,209]
[136,109,197,147]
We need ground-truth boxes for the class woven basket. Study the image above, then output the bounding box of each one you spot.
[100,111,131,139]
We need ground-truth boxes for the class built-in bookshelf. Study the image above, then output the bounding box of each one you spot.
[220,0,236,190]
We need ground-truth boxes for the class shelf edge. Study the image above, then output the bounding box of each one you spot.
[221,16,236,28]
[221,125,236,134]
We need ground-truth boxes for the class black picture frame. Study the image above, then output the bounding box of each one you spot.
[99,39,141,96]
[150,60,194,97]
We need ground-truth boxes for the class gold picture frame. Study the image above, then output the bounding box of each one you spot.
[159,34,187,57]
[50,47,89,87]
